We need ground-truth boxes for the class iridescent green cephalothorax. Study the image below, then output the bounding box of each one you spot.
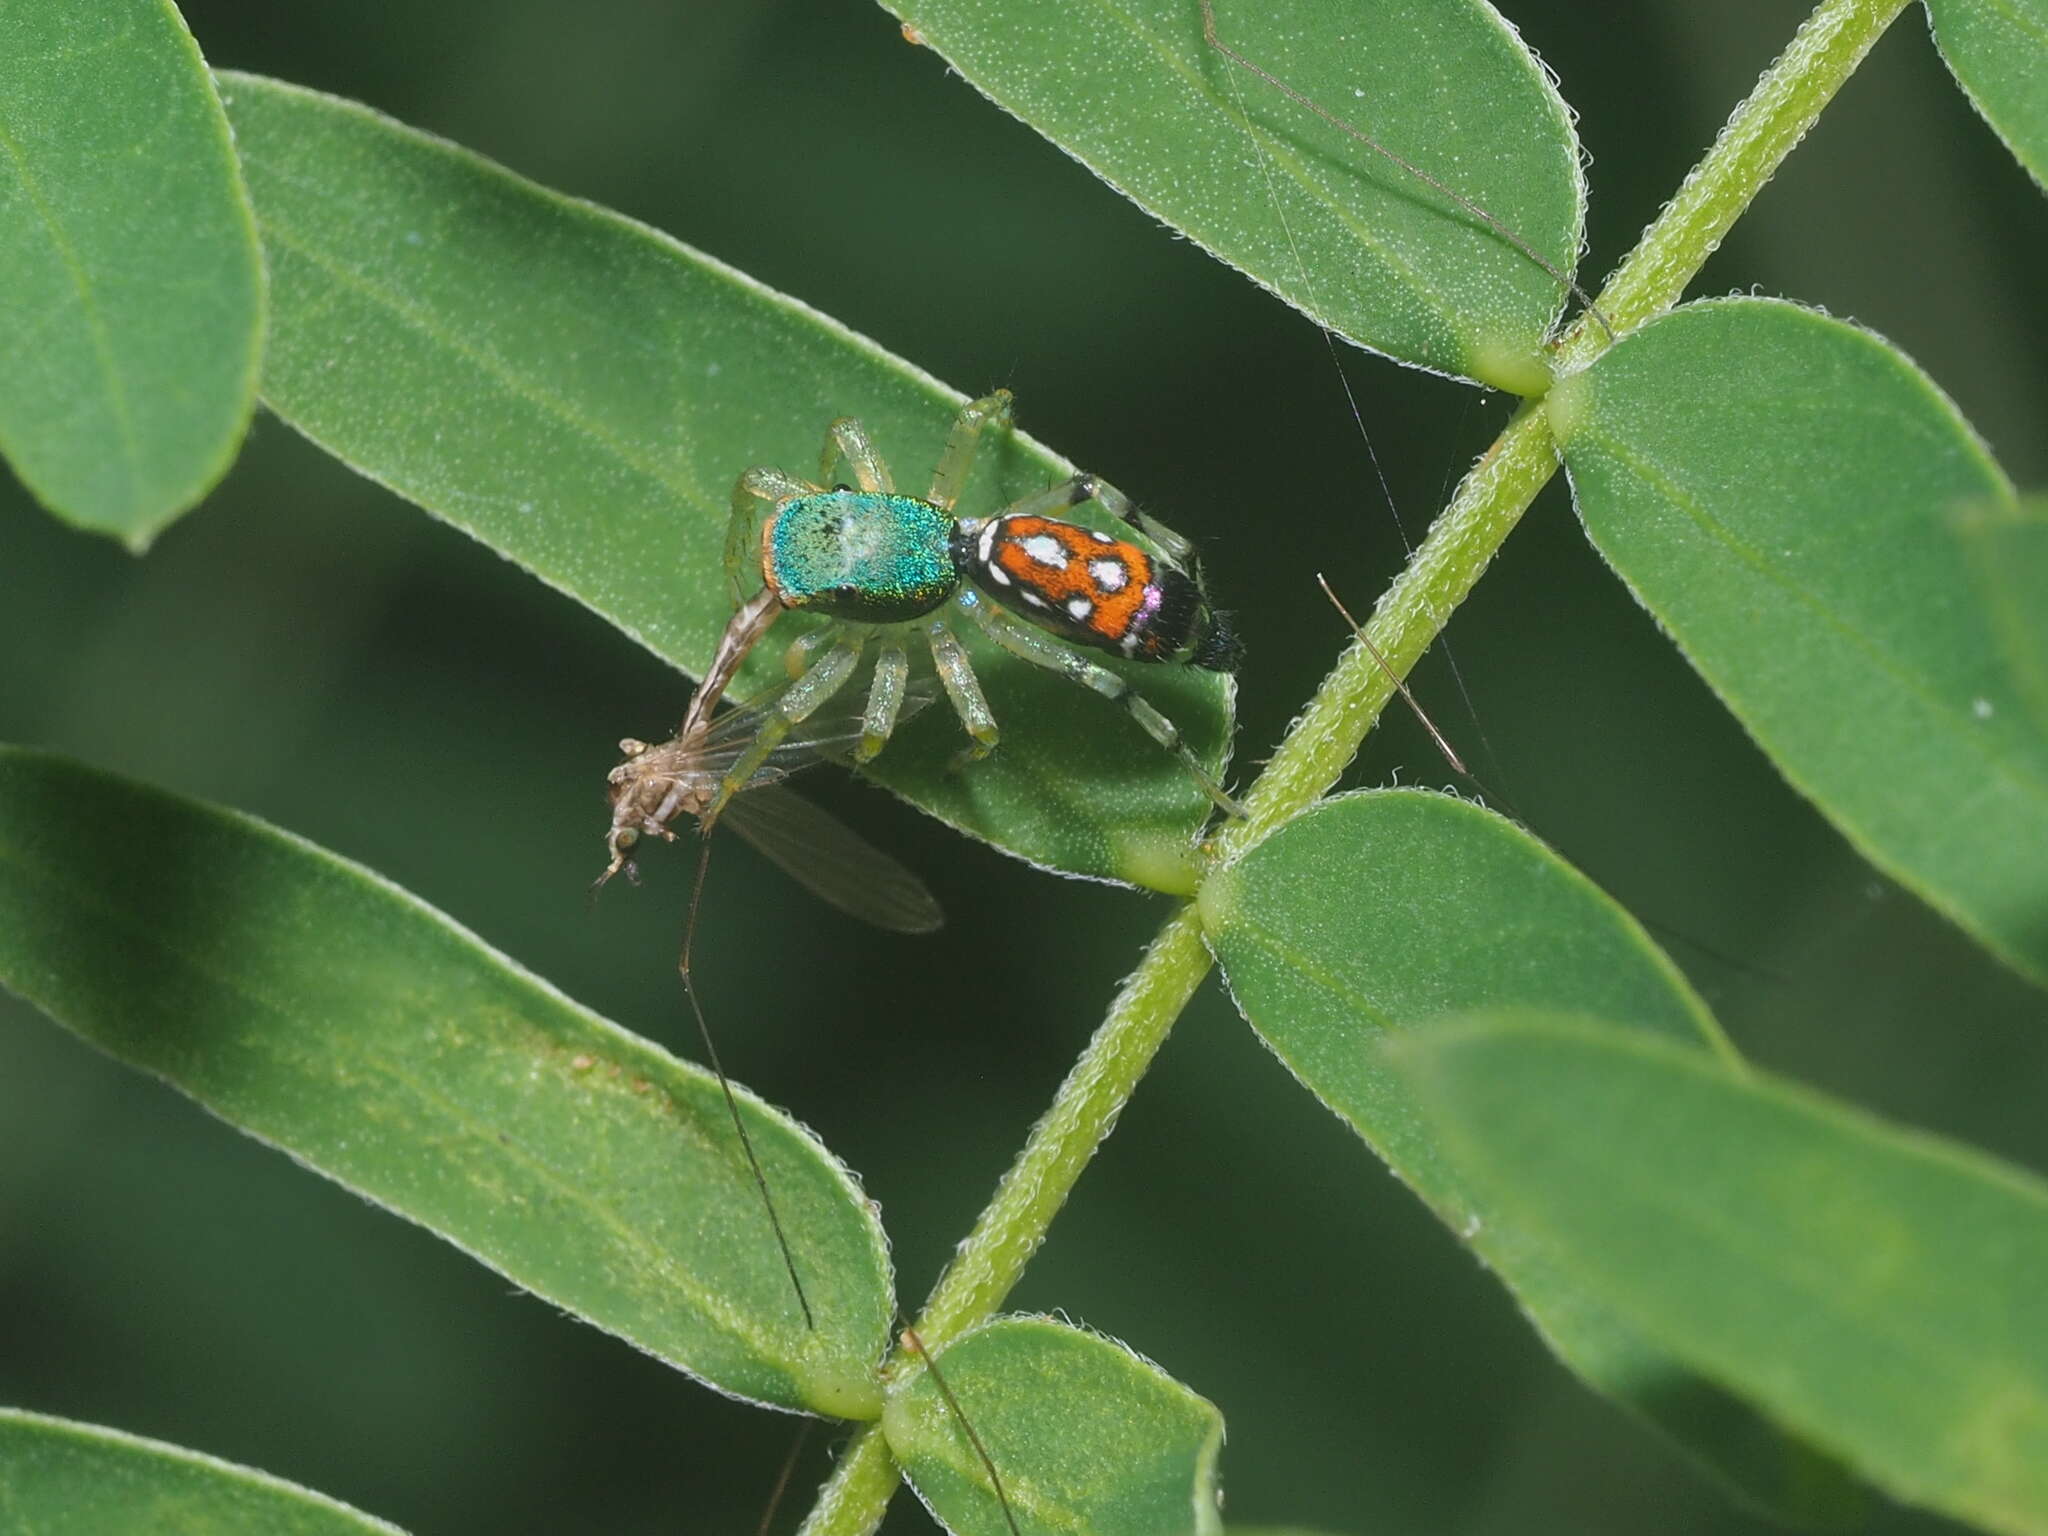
[764,491,956,622]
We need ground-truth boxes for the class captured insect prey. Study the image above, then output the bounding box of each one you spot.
[598,670,941,934]
[679,388,1245,825]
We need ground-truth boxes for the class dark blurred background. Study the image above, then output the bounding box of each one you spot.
[3,2,2044,1532]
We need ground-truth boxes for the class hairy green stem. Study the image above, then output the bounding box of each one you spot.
[802,0,1906,1526]
[1559,0,1912,364]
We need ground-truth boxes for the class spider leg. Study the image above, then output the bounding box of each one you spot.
[927,391,1015,512]
[728,466,810,608]
[926,612,999,762]
[985,472,1097,523]
[1074,474,1198,566]
[958,591,1244,816]
[701,634,866,828]
[859,640,911,761]
[822,418,894,493]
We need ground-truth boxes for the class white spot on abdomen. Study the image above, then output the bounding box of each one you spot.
[1088,557,1127,592]
[1019,534,1068,570]
[1066,596,1094,621]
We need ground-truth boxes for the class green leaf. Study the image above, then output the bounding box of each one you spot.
[217,72,1230,893]
[882,0,1583,394]
[0,1408,404,1535]
[883,1316,1224,1536]
[0,746,891,1420]
[1549,298,2048,988]
[1200,791,1864,1523]
[0,0,263,547]
[1391,1013,2048,1536]
[1954,494,2048,737]
[1923,0,2048,189]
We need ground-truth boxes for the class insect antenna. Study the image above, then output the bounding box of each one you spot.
[1317,575,1794,991]
[677,831,817,1332]
[901,1325,1022,1536]
[1199,0,1533,801]
[1198,0,1612,342]
[750,1417,815,1536]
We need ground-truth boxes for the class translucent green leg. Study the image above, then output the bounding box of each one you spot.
[1076,474,1197,565]
[701,636,865,827]
[983,473,1096,525]
[926,615,999,762]
[821,418,894,493]
[960,592,1244,816]
[859,641,911,761]
[927,390,1016,512]
[728,466,810,607]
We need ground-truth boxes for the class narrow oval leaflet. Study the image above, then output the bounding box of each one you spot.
[1201,789,1863,1523]
[219,72,1231,889]
[1953,496,2048,737]
[881,0,1584,392]
[1923,0,2048,189]
[0,1408,406,1536]
[0,747,893,1419]
[883,1315,1224,1536]
[1391,1013,2048,1536]
[0,0,263,545]
[1548,297,2048,988]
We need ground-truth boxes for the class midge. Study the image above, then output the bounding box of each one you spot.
[598,672,942,932]
[677,388,1244,825]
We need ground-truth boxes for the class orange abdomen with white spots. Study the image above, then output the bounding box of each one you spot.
[958,513,1236,669]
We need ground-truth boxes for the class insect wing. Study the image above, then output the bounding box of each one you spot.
[721,783,942,935]
[691,671,941,783]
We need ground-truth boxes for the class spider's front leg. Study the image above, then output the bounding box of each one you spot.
[726,466,808,608]
[683,465,817,739]
[820,417,894,493]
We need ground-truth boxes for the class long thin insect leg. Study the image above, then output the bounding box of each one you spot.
[1317,576,1792,989]
[752,1418,815,1536]
[902,1326,1021,1536]
[1198,0,1521,800]
[1316,573,1471,781]
[678,835,816,1331]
